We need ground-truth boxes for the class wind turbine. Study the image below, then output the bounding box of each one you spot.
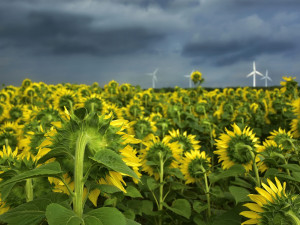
[261,70,272,87]
[146,68,159,89]
[246,61,264,87]
[184,70,194,88]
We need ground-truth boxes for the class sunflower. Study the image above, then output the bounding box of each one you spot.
[164,129,201,155]
[119,83,131,95]
[37,107,140,216]
[152,103,167,117]
[76,93,103,113]
[6,105,27,122]
[102,103,123,119]
[214,123,260,172]
[21,78,32,89]
[180,150,211,184]
[0,121,23,137]
[125,100,145,120]
[0,91,10,103]
[191,70,203,85]
[290,118,300,138]
[140,136,182,180]
[290,98,300,138]
[0,130,20,151]
[240,177,300,225]
[256,140,285,173]
[149,112,163,122]
[53,88,77,112]
[192,101,208,118]
[152,117,172,138]
[128,117,157,141]
[268,128,294,152]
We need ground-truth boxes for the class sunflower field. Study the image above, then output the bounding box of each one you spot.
[0,74,299,225]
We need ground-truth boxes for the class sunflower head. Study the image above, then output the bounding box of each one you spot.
[268,128,295,152]
[193,102,207,117]
[7,105,25,122]
[0,145,19,165]
[290,117,300,138]
[21,79,32,89]
[280,76,298,97]
[53,88,77,112]
[214,124,260,172]
[191,71,203,85]
[119,83,131,94]
[164,129,200,154]
[34,107,62,130]
[152,103,166,116]
[153,117,172,138]
[125,101,144,120]
[257,140,285,173]
[140,136,182,180]
[128,117,156,141]
[240,177,300,225]
[38,107,139,182]
[180,150,211,184]
[77,94,103,113]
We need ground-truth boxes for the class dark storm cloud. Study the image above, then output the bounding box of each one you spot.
[104,0,200,10]
[182,37,296,66]
[0,7,165,56]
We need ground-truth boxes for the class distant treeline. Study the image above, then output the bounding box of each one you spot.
[151,85,300,93]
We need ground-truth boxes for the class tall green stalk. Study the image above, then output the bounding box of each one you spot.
[250,151,260,188]
[158,152,164,225]
[73,131,87,219]
[200,166,211,218]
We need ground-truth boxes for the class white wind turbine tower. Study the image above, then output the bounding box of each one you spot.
[184,70,194,88]
[146,68,159,89]
[261,70,272,87]
[246,61,264,87]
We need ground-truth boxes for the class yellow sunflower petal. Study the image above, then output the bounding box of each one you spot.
[240,211,261,219]
[243,203,264,213]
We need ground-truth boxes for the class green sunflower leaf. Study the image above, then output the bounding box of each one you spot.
[0,193,69,225]
[83,207,127,225]
[163,199,191,219]
[125,186,143,198]
[208,165,246,184]
[229,186,250,204]
[280,164,300,172]
[0,162,63,188]
[90,149,139,179]
[126,218,141,225]
[46,203,82,225]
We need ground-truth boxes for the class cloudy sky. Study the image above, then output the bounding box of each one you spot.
[0,0,299,88]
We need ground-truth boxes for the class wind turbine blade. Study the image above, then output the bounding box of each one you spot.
[256,71,264,76]
[154,68,159,74]
[247,71,254,77]
[267,77,272,81]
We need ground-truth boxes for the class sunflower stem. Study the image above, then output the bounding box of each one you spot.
[250,151,260,188]
[25,178,33,202]
[285,210,300,225]
[201,166,211,218]
[73,131,87,219]
[158,151,164,225]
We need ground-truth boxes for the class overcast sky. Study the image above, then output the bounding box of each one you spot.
[0,0,299,88]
